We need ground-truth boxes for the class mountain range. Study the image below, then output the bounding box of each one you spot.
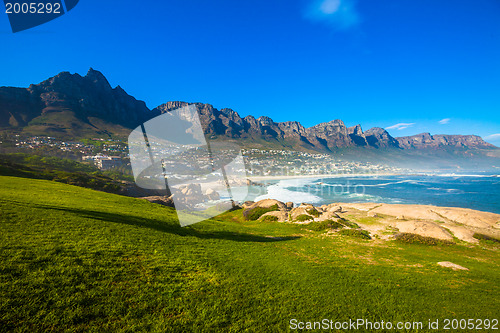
[0,69,497,157]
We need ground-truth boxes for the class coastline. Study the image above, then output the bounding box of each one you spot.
[244,173,500,215]
[247,172,401,181]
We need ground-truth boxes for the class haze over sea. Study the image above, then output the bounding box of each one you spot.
[244,174,500,215]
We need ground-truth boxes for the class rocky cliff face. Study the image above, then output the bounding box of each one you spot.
[1,69,496,151]
[396,133,494,149]
[153,101,495,151]
[152,102,394,150]
[364,127,400,148]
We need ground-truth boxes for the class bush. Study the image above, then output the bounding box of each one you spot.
[306,208,320,217]
[338,229,372,240]
[394,233,454,246]
[302,219,344,231]
[243,204,279,221]
[340,219,360,229]
[260,215,278,222]
[473,233,500,244]
[295,214,313,222]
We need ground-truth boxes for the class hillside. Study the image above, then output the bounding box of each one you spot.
[1,176,499,331]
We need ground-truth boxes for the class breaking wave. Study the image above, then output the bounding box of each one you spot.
[253,179,323,204]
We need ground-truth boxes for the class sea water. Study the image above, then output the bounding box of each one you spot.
[245,174,500,214]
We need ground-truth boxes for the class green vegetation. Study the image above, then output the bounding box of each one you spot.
[355,216,381,225]
[0,153,130,194]
[338,229,372,240]
[473,233,500,244]
[301,219,344,231]
[340,219,360,229]
[294,214,313,222]
[1,153,97,173]
[260,215,278,222]
[306,207,320,217]
[395,233,455,246]
[1,176,499,331]
[242,204,279,221]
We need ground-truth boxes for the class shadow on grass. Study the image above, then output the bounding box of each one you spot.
[2,200,301,243]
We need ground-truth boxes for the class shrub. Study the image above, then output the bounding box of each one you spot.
[473,233,500,244]
[306,208,320,217]
[261,215,278,222]
[338,229,372,240]
[339,219,359,229]
[243,204,279,221]
[295,214,313,222]
[302,219,344,231]
[394,233,454,246]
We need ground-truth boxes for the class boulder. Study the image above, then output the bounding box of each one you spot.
[246,199,287,211]
[317,211,340,221]
[141,195,175,208]
[242,201,255,209]
[205,188,220,200]
[322,203,343,213]
[290,204,317,220]
[215,201,235,211]
[437,261,469,271]
[260,211,289,222]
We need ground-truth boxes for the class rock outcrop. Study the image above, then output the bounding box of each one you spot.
[241,199,500,244]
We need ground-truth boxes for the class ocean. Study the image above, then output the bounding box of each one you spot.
[243,174,500,214]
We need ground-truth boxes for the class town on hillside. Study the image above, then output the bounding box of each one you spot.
[0,134,408,176]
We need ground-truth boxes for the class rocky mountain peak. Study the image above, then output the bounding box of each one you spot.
[364,127,400,148]
[0,69,151,133]
[365,127,388,135]
[85,68,112,91]
[257,116,275,126]
[348,124,363,136]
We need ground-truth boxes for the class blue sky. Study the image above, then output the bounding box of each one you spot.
[1,0,500,145]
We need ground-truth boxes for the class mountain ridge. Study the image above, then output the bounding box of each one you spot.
[152,101,496,152]
[0,69,496,154]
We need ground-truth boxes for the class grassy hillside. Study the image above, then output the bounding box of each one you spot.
[0,153,130,194]
[0,176,499,332]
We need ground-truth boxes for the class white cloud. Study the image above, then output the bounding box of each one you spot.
[305,0,360,30]
[484,133,500,141]
[386,123,416,131]
[439,118,451,125]
[320,0,341,14]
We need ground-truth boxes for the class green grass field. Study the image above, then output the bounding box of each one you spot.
[0,176,499,332]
